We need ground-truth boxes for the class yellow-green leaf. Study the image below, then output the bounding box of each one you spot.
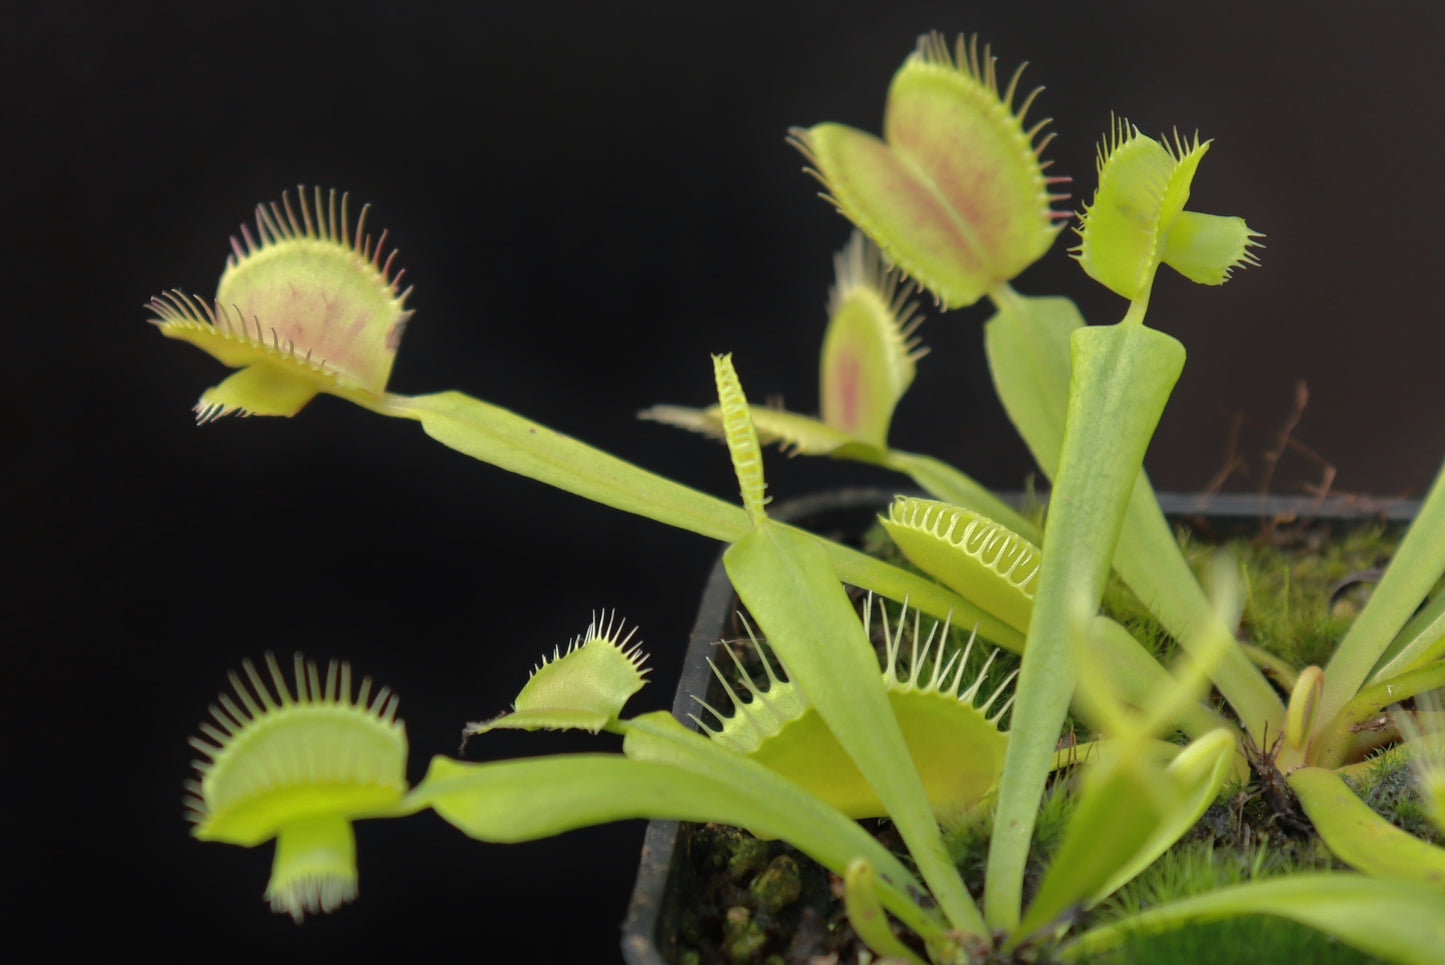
[461,614,648,739]
[1289,765,1445,889]
[1074,120,1259,300]
[1162,211,1262,284]
[819,231,926,447]
[150,187,412,423]
[882,496,1040,632]
[1065,874,1445,965]
[185,654,409,922]
[843,858,930,965]
[790,32,1065,309]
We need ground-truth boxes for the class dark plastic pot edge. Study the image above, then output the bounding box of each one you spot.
[619,488,1421,964]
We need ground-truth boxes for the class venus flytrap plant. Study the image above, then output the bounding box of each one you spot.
[156,26,1445,963]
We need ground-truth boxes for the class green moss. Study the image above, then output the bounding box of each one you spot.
[1349,748,1445,845]
[1099,837,1334,923]
[1094,520,1404,675]
[1099,567,1173,661]
[726,832,771,880]
[944,775,1079,905]
[1195,521,1398,668]
[747,855,802,913]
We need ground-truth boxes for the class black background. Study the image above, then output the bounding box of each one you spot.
[9,2,1445,961]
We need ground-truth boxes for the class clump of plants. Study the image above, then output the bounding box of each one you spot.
[152,29,1445,963]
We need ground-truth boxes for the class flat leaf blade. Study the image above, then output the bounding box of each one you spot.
[1289,765,1445,889]
[1065,875,1445,965]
